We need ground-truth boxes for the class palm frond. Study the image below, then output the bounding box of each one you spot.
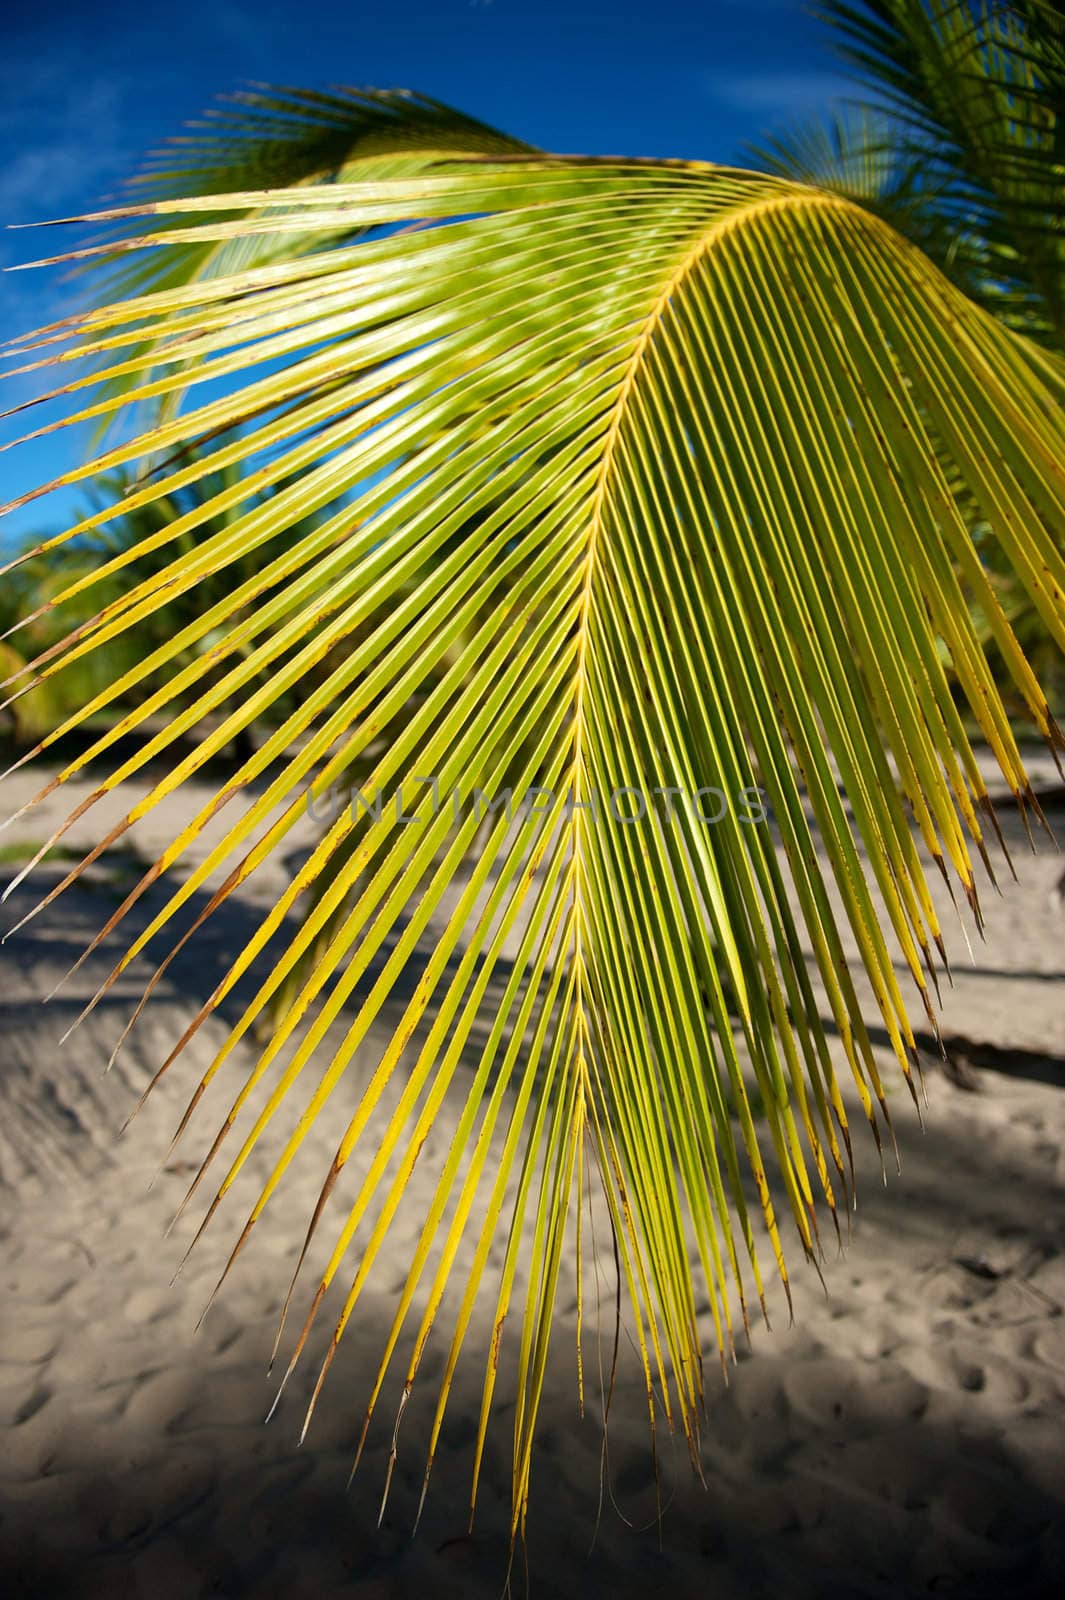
[73,86,533,421]
[3,148,1064,1541]
[750,107,905,200]
[747,104,970,264]
[820,0,1065,341]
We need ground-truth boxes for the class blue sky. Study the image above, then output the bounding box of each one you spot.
[0,0,851,545]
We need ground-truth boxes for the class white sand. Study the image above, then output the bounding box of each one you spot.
[1,758,1063,1598]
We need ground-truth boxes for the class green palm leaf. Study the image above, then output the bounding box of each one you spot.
[821,0,1065,341]
[70,85,535,424]
[2,138,1064,1541]
[750,6,1065,735]
[746,105,974,271]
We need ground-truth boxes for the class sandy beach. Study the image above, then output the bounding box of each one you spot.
[1,756,1063,1599]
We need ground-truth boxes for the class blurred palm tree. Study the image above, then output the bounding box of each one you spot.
[3,446,349,757]
[1,541,134,745]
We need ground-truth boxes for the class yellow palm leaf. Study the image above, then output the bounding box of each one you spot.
[2,125,1063,1544]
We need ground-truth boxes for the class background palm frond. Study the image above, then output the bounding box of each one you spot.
[79,86,534,422]
[817,0,1065,341]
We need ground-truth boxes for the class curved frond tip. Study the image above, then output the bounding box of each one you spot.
[3,141,1063,1539]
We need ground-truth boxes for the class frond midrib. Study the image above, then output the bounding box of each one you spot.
[566,186,862,954]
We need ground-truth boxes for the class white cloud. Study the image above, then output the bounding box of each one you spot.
[0,65,130,221]
[704,69,853,118]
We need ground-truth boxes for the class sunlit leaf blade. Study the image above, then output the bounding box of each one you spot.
[3,149,1064,1543]
[135,83,534,192]
[66,85,534,421]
